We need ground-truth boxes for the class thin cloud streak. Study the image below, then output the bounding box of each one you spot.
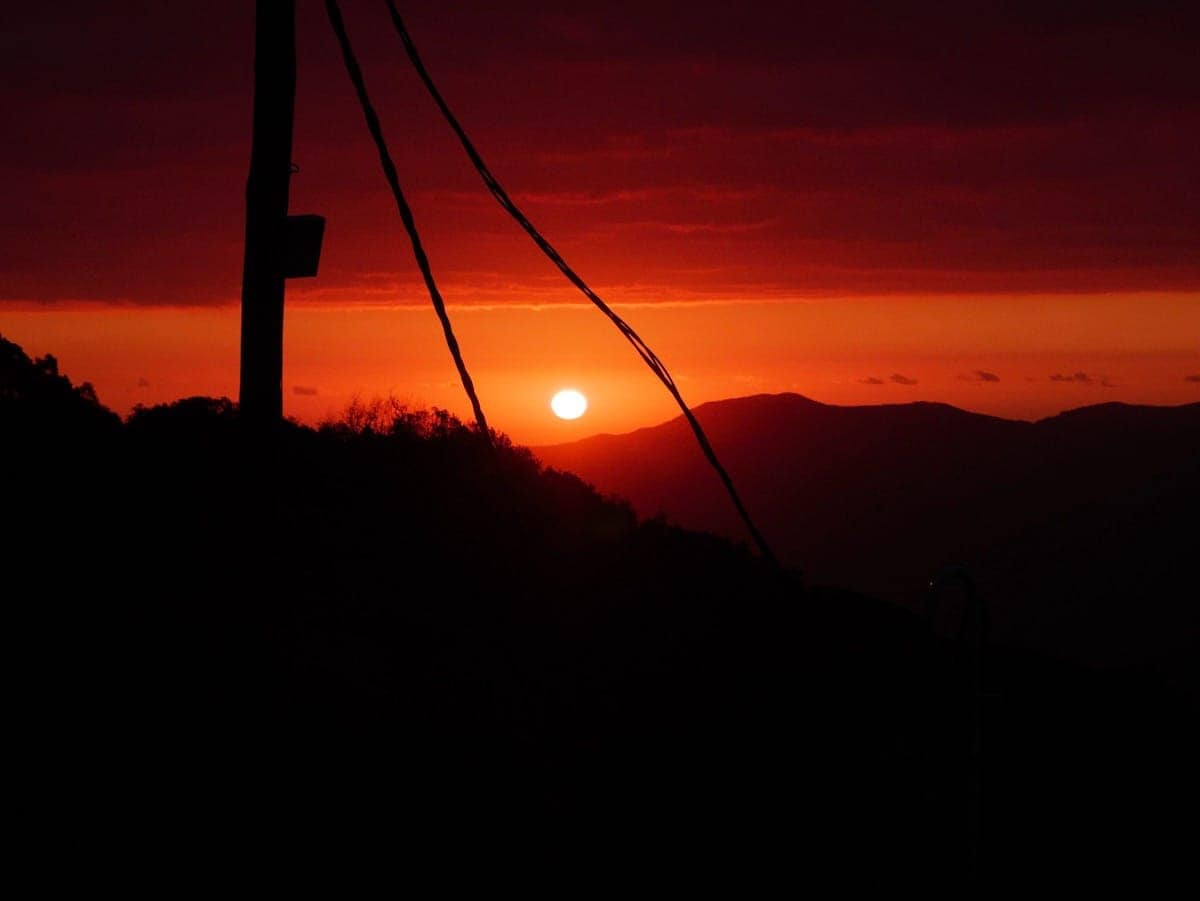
[960,370,1000,383]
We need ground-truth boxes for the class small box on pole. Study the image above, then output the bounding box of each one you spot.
[284,214,326,278]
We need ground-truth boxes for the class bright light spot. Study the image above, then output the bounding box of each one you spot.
[550,388,588,420]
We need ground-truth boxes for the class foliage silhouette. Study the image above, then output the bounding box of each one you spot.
[1,334,120,436]
[3,333,1194,882]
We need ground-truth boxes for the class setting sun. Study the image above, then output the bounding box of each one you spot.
[550,389,588,420]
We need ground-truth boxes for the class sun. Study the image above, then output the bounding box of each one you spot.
[550,388,588,420]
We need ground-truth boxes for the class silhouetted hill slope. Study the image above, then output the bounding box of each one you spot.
[535,393,1200,674]
[1,334,120,435]
[4,337,1196,880]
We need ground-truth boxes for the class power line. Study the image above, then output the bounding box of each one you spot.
[381,0,778,566]
[324,0,491,442]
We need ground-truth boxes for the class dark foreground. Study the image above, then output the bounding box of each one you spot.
[5,335,1196,883]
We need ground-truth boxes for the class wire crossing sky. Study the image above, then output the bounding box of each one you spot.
[325,0,491,440]
[381,0,778,563]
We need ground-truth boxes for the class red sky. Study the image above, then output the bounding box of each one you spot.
[2,1,1197,443]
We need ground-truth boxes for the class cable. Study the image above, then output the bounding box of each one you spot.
[324,0,491,442]
[382,1,778,565]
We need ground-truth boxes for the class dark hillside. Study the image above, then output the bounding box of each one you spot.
[3,336,1194,880]
[536,392,1200,677]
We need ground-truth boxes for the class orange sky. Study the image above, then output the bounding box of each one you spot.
[2,2,1198,443]
[3,293,1196,445]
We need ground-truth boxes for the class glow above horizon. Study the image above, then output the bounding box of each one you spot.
[2,296,1196,447]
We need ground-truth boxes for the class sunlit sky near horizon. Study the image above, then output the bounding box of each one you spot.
[2,1,1197,443]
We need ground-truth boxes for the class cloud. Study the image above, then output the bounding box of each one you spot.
[1050,371,1092,383]
[860,377,885,385]
[1186,374,1200,383]
[4,3,1200,310]
[959,370,1000,383]
[589,218,778,237]
[292,386,319,396]
[454,186,773,208]
[890,373,918,386]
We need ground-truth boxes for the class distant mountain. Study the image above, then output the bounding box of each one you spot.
[536,393,1200,673]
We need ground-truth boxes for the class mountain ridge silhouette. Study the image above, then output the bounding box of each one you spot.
[536,391,1200,678]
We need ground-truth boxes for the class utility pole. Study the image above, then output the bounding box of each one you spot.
[239,0,297,424]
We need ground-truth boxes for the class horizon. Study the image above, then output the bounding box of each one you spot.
[3,316,1196,449]
[3,293,1197,444]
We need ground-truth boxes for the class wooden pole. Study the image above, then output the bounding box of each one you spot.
[239,0,296,424]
